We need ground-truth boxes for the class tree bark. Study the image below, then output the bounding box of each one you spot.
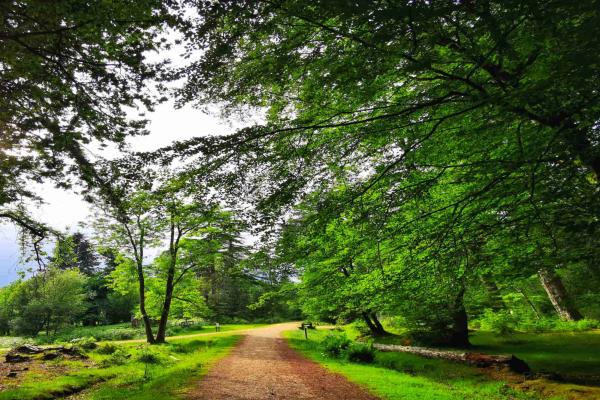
[126,220,155,344]
[155,254,176,343]
[361,312,387,336]
[155,221,181,343]
[370,312,388,335]
[448,288,470,348]
[136,258,155,344]
[537,268,582,321]
[361,312,378,334]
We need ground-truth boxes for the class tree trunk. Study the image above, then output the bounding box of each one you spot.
[448,288,470,348]
[370,312,388,335]
[136,260,155,344]
[361,312,387,336]
[538,268,582,321]
[155,254,177,343]
[361,312,378,334]
[155,221,181,344]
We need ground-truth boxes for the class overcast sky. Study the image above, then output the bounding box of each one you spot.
[0,101,242,287]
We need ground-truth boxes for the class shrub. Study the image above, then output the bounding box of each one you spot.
[320,333,351,357]
[574,319,600,331]
[100,348,130,367]
[352,320,373,337]
[345,342,375,363]
[478,309,516,335]
[70,337,97,350]
[96,343,119,355]
[99,328,138,341]
[138,349,161,364]
[520,318,599,333]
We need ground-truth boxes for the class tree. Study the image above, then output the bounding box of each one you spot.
[0,0,174,247]
[166,0,600,345]
[7,268,87,336]
[93,161,228,343]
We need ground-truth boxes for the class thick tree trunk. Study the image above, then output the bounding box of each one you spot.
[538,268,582,321]
[370,312,388,335]
[361,312,378,334]
[448,288,470,348]
[361,312,387,336]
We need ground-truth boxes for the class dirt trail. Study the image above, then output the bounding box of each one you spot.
[186,322,378,400]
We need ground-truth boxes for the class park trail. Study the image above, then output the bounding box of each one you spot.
[185,322,379,400]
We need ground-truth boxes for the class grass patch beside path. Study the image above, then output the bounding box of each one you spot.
[284,329,541,400]
[6,322,267,346]
[0,334,240,400]
[470,330,600,382]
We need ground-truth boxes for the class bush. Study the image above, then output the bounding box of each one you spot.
[138,349,161,364]
[98,328,138,341]
[478,309,516,335]
[345,342,375,363]
[96,343,119,355]
[70,337,97,350]
[352,320,373,337]
[573,318,600,331]
[320,333,351,357]
[172,339,213,354]
[100,348,130,367]
[519,318,599,333]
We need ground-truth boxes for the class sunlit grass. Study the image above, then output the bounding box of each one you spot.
[470,330,600,381]
[284,329,544,400]
[0,334,240,400]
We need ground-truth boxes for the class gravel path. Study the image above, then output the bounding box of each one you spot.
[186,322,379,400]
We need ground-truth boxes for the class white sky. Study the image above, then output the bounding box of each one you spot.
[0,28,270,286]
[0,100,246,286]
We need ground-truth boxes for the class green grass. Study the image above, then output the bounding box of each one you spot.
[0,337,25,348]
[284,329,542,400]
[0,322,266,346]
[470,330,600,382]
[0,334,240,400]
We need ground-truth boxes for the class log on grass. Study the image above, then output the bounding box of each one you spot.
[373,343,530,373]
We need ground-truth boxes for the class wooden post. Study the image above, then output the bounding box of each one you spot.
[304,326,308,339]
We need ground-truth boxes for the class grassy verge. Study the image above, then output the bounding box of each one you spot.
[0,334,240,400]
[470,330,600,382]
[0,323,266,347]
[284,328,541,400]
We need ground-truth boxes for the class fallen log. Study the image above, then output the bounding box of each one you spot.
[13,344,44,354]
[5,353,31,363]
[373,343,530,374]
[6,344,88,361]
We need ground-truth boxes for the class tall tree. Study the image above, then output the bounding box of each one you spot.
[0,0,174,245]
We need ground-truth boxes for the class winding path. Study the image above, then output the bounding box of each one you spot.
[186,322,379,400]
